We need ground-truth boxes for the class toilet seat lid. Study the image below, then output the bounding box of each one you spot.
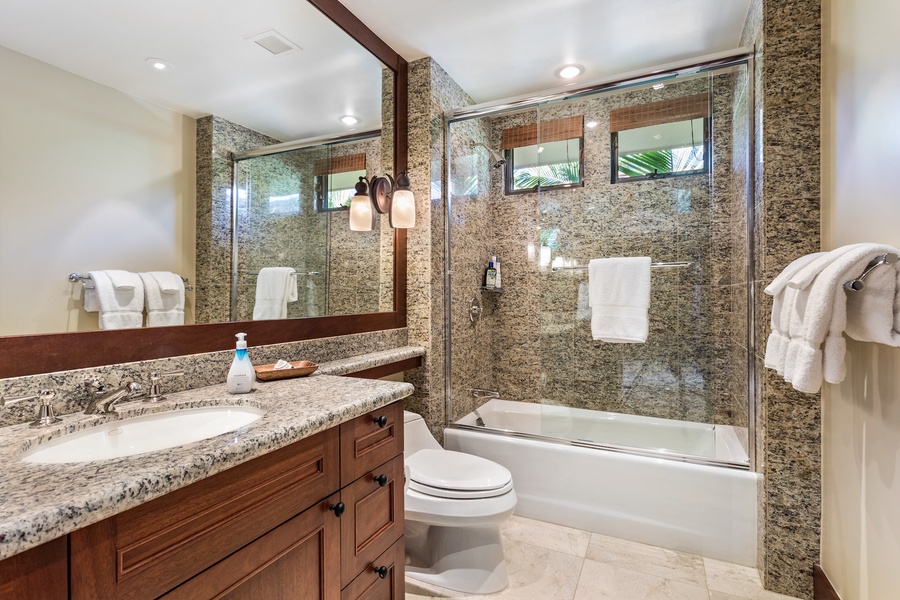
[406,449,512,492]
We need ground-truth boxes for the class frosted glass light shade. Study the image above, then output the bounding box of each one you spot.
[349,193,375,231]
[389,189,415,228]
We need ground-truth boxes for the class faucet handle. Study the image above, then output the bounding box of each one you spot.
[84,375,105,394]
[144,370,184,403]
[29,389,62,428]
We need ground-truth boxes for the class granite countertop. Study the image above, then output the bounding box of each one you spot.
[0,347,422,561]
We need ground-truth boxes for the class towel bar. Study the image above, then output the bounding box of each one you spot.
[246,270,320,276]
[68,272,194,292]
[843,253,899,292]
[550,261,692,272]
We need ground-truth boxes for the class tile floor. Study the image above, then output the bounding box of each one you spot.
[405,516,801,600]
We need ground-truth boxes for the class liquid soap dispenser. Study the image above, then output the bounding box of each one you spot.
[227,333,255,394]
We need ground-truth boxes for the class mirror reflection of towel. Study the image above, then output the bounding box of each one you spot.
[253,267,298,320]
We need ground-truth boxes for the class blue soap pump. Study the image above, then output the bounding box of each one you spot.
[226,333,255,394]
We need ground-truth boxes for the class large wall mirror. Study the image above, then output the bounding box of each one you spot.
[0,0,408,377]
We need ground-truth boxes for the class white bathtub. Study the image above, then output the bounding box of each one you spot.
[444,399,759,566]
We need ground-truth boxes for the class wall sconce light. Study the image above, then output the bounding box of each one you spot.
[365,170,416,229]
[349,177,376,231]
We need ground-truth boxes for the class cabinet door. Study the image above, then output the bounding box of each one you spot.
[160,494,340,600]
[0,537,67,600]
[70,428,339,600]
[340,455,405,587]
[341,538,404,600]
[340,401,403,487]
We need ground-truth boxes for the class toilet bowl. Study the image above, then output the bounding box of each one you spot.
[403,410,517,594]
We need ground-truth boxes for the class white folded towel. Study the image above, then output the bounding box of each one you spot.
[763,252,825,372]
[105,269,141,290]
[139,272,185,327]
[88,270,144,329]
[150,271,184,294]
[588,257,651,343]
[785,244,900,393]
[252,267,298,320]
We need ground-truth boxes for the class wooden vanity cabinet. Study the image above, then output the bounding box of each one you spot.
[63,401,405,600]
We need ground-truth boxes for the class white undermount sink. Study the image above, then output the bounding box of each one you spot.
[21,406,266,464]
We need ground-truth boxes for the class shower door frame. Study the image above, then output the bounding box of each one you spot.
[442,48,758,472]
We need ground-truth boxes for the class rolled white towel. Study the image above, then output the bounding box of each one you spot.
[105,269,141,290]
[88,270,144,329]
[149,271,184,294]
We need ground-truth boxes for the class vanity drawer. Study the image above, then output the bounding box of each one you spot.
[160,494,341,600]
[340,400,403,486]
[341,537,404,600]
[70,427,340,600]
[340,454,405,588]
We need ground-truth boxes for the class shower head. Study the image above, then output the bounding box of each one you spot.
[473,143,507,169]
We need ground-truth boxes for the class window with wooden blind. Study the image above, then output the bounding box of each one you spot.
[313,152,367,210]
[610,93,709,183]
[501,116,584,194]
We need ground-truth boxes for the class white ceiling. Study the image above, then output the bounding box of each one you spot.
[0,0,386,141]
[341,0,752,103]
[0,0,752,141]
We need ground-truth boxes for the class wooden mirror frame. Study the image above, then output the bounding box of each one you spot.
[0,0,409,379]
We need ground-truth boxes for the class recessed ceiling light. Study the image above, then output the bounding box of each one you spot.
[585,121,598,128]
[537,146,545,153]
[340,115,360,125]
[652,83,665,90]
[146,58,171,71]
[653,134,663,140]
[556,64,584,79]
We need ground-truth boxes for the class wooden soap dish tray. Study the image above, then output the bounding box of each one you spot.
[254,360,318,381]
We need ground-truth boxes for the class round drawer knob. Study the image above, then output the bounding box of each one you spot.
[373,415,388,428]
[329,502,345,518]
[374,473,388,487]
[374,565,389,579]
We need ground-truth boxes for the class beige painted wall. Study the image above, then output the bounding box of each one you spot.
[821,0,900,598]
[0,46,196,335]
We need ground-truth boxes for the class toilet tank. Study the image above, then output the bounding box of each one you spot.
[404,411,442,455]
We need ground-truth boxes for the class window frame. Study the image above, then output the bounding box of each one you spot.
[503,137,586,195]
[610,117,711,184]
[314,169,366,212]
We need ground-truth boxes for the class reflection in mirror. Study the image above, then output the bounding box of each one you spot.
[230,132,394,322]
[0,0,394,337]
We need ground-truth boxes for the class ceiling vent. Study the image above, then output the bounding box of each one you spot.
[246,30,301,56]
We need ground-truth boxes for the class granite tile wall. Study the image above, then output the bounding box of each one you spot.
[404,58,477,440]
[0,328,408,428]
[743,0,822,597]
[195,116,280,323]
[232,136,389,320]
[459,74,750,428]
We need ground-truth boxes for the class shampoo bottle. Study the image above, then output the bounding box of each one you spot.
[485,259,497,288]
[227,333,255,394]
[493,255,502,289]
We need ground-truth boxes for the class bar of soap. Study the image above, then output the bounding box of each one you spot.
[273,359,293,370]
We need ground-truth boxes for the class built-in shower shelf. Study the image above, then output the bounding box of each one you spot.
[480,287,503,293]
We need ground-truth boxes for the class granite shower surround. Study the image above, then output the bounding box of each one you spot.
[403,58,478,441]
[195,116,281,324]
[0,328,408,428]
[743,0,822,597]
[447,71,751,430]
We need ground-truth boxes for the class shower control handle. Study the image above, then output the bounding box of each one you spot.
[374,565,389,579]
[373,415,388,428]
[373,473,388,487]
[328,502,345,518]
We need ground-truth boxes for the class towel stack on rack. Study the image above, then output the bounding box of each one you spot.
[70,271,192,329]
[764,243,900,393]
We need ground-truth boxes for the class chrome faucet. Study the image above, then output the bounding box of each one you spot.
[84,381,143,414]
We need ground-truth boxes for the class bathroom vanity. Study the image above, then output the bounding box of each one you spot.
[0,364,414,600]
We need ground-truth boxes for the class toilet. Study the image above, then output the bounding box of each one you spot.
[403,410,517,594]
